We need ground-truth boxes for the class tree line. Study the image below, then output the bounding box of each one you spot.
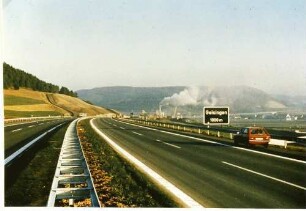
[3,63,78,97]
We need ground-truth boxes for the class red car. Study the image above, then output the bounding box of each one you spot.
[234,127,270,147]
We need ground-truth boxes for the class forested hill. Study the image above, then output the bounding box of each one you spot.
[3,63,77,97]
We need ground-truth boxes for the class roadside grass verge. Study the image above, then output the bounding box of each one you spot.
[5,124,69,206]
[77,119,178,207]
[286,143,306,153]
[4,110,62,119]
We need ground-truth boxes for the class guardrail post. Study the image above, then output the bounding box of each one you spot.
[217,131,220,137]
[207,130,210,135]
[198,129,201,134]
[230,133,233,139]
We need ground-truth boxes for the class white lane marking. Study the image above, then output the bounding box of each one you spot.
[120,127,125,129]
[113,124,117,127]
[222,161,306,191]
[28,125,35,128]
[164,142,181,149]
[156,139,181,149]
[5,123,65,166]
[38,123,44,125]
[12,128,22,132]
[91,119,203,208]
[132,131,143,136]
[117,120,306,165]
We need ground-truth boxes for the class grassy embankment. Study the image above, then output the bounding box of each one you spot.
[77,119,178,207]
[4,89,69,118]
[4,88,112,118]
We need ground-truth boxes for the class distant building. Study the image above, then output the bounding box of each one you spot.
[78,113,87,117]
[286,114,291,121]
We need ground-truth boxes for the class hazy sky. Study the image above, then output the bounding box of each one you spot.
[3,0,306,95]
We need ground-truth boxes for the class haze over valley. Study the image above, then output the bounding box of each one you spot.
[77,86,306,116]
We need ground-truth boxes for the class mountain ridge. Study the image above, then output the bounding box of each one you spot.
[77,86,304,115]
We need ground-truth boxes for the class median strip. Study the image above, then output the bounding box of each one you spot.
[222,161,306,191]
[90,119,203,208]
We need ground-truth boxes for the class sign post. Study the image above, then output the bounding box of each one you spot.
[203,107,229,125]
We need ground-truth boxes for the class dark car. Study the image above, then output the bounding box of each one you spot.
[234,126,270,147]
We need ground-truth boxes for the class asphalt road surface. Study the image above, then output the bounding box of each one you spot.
[4,118,71,157]
[93,117,306,208]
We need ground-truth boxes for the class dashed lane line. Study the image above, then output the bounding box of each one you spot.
[156,139,181,149]
[117,120,306,165]
[132,131,143,136]
[12,128,22,132]
[222,161,306,191]
[91,119,203,208]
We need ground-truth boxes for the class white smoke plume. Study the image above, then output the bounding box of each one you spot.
[160,86,199,106]
[160,86,218,107]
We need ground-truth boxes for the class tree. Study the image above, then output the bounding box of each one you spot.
[3,62,77,97]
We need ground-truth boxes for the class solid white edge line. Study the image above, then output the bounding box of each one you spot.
[222,161,306,191]
[5,123,64,165]
[90,118,203,208]
[117,119,306,165]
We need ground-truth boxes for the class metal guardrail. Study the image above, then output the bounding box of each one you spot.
[47,119,100,207]
[4,116,71,124]
[5,123,65,166]
[122,118,305,148]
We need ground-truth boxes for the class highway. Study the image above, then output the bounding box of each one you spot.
[4,118,72,157]
[92,118,306,208]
